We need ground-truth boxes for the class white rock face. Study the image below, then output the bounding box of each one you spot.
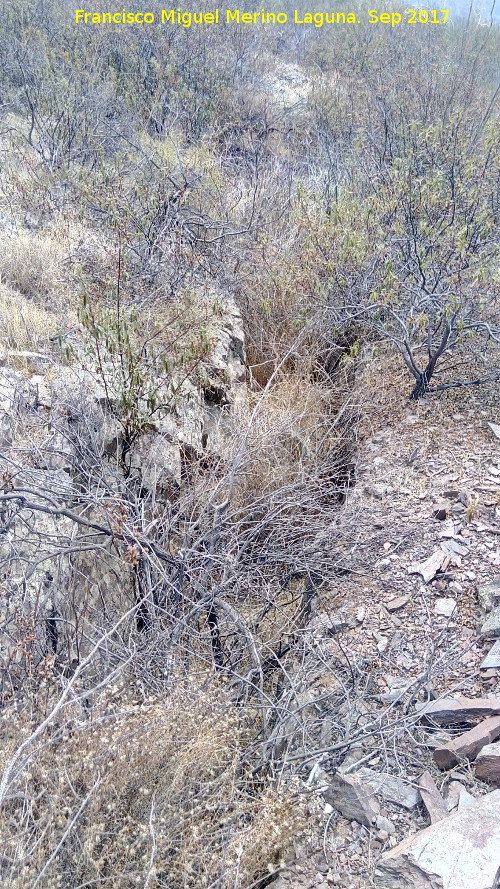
[0,297,248,665]
[374,789,500,889]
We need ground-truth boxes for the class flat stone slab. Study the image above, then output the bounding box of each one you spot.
[416,695,500,725]
[446,781,476,813]
[433,715,500,769]
[386,595,410,612]
[408,549,448,583]
[374,790,500,889]
[418,771,448,823]
[354,768,419,810]
[434,597,457,618]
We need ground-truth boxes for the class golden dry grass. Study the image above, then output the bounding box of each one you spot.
[0,230,66,303]
[0,682,307,889]
[0,281,60,352]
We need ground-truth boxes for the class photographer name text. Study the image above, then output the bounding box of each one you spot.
[74,8,451,27]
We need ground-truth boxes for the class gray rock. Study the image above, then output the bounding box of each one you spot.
[440,538,469,563]
[457,787,476,809]
[418,771,448,823]
[354,769,419,810]
[386,595,410,612]
[364,482,394,499]
[374,790,500,889]
[481,640,500,670]
[378,677,413,703]
[478,579,500,614]
[433,503,448,520]
[129,431,181,491]
[416,695,500,724]
[445,781,476,813]
[446,781,463,813]
[375,814,395,835]
[408,550,447,583]
[323,772,379,828]
[481,607,500,638]
[434,598,457,618]
[0,368,36,446]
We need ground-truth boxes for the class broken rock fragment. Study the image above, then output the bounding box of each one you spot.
[433,715,500,769]
[445,781,476,813]
[416,695,500,725]
[322,771,379,828]
[481,640,500,671]
[432,503,448,520]
[374,790,500,889]
[386,595,410,612]
[433,597,456,618]
[477,578,500,614]
[417,771,448,823]
[481,607,500,638]
[407,549,447,583]
[354,768,419,810]
[475,741,500,786]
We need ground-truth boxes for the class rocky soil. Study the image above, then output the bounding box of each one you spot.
[273,368,500,889]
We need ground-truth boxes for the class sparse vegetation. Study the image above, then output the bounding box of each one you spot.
[0,2,499,888]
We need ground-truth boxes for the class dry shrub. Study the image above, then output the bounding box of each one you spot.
[0,231,66,304]
[0,683,306,889]
[228,376,350,511]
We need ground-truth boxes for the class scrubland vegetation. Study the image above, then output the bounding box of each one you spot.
[0,2,498,887]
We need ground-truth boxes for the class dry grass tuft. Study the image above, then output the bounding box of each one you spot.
[0,282,60,353]
[0,231,66,305]
[0,683,307,889]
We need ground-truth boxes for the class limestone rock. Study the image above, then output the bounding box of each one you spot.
[374,790,500,889]
[457,787,477,809]
[364,482,393,499]
[207,297,246,383]
[445,781,475,813]
[129,430,181,490]
[0,368,36,447]
[434,598,456,618]
[432,503,448,520]
[487,421,500,440]
[408,550,447,583]
[375,814,396,835]
[386,595,410,612]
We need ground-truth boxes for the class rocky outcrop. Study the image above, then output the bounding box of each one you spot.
[0,297,247,674]
[374,790,500,889]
